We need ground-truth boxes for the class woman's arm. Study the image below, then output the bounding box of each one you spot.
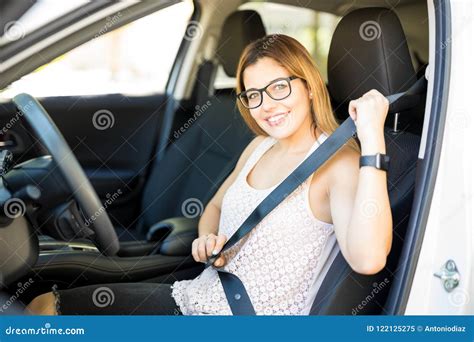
[328,89,393,275]
[192,136,265,265]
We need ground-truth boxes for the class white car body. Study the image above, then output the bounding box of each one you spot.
[405,0,473,315]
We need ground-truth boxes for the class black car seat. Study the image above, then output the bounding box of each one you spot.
[310,8,424,314]
[134,11,266,240]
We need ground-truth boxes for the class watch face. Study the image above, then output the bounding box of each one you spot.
[380,154,390,171]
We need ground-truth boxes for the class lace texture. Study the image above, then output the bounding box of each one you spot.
[171,135,335,315]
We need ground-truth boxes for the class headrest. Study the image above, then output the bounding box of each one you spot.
[328,8,416,104]
[217,10,266,77]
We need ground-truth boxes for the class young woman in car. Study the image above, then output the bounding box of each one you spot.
[27,34,392,315]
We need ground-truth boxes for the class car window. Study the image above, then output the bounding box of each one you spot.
[0,2,193,98]
[214,2,340,89]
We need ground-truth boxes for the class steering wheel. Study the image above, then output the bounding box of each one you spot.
[13,93,119,256]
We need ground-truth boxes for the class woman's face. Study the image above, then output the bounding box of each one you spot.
[242,57,312,140]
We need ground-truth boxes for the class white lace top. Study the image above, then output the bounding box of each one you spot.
[171,134,339,315]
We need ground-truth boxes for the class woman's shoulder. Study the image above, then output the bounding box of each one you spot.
[232,135,268,175]
[330,145,360,166]
[310,144,360,189]
[326,145,361,187]
[246,135,268,152]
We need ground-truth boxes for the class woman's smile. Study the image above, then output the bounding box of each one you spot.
[264,110,291,127]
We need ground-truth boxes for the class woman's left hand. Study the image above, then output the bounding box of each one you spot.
[348,89,389,143]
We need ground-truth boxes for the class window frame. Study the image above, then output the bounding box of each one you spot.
[0,0,184,91]
[0,1,110,60]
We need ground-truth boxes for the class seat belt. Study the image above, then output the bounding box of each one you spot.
[205,76,427,315]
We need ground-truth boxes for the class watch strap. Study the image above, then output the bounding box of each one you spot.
[360,153,390,171]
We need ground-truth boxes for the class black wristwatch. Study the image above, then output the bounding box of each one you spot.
[360,153,390,171]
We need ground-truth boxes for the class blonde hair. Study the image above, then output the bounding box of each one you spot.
[236,34,359,152]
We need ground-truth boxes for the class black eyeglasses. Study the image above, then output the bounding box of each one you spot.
[237,76,299,109]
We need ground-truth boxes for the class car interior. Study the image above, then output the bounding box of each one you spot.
[0,0,430,314]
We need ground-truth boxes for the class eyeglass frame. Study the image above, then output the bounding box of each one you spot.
[237,75,300,109]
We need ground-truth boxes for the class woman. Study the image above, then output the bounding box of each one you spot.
[26,34,392,315]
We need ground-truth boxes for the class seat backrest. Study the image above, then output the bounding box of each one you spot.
[310,7,424,315]
[140,11,266,233]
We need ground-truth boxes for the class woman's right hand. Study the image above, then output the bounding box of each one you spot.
[192,233,228,267]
